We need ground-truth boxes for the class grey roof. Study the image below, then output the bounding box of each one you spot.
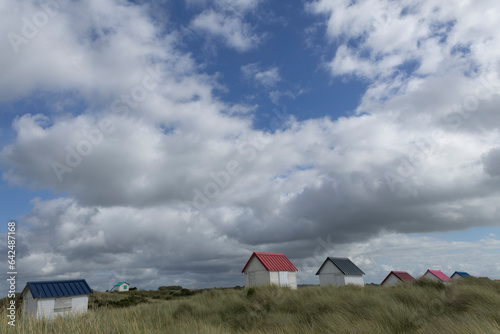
[24,279,92,299]
[315,257,365,275]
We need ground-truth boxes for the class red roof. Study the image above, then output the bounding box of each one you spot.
[381,271,415,284]
[424,269,453,282]
[241,252,298,273]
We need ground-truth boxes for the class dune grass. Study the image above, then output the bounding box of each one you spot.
[2,278,500,333]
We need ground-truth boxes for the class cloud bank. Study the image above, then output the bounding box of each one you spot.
[1,0,500,290]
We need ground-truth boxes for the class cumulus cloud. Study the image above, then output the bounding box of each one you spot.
[241,63,281,87]
[482,147,500,177]
[1,0,500,292]
[186,0,261,14]
[191,9,261,52]
[308,0,500,81]
[0,0,182,102]
[269,89,305,105]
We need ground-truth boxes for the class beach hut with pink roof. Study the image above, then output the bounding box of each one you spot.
[422,269,453,284]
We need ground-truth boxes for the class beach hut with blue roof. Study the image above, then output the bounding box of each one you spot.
[450,271,471,281]
[20,279,92,319]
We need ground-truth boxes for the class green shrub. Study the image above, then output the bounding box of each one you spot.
[158,285,183,291]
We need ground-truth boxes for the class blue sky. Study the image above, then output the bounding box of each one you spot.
[1,0,500,292]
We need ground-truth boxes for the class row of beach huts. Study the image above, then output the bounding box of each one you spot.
[240,252,472,289]
[17,251,481,319]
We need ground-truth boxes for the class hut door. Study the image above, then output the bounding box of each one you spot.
[249,272,256,286]
[279,271,288,287]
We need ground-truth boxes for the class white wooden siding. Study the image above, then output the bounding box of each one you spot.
[318,261,343,274]
[269,271,279,285]
[244,257,271,287]
[278,271,288,287]
[54,297,72,312]
[23,290,38,316]
[243,256,297,288]
[244,256,266,272]
[344,275,364,286]
[382,273,401,286]
[23,294,89,319]
[319,273,344,286]
[37,298,55,318]
[318,261,363,287]
[318,261,344,287]
[71,295,89,314]
[255,271,271,286]
[287,272,297,289]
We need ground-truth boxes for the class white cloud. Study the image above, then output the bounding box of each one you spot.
[4,106,500,290]
[186,0,261,13]
[308,0,500,82]
[298,232,500,284]
[191,9,261,52]
[1,0,500,292]
[0,0,182,102]
[241,63,281,87]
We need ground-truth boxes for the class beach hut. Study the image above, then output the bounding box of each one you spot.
[422,269,453,284]
[316,257,365,286]
[242,252,298,289]
[20,279,92,319]
[380,271,416,286]
[110,282,130,292]
[450,271,471,281]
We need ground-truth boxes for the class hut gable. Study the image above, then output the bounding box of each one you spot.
[242,252,298,289]
[422,269,453,283]
[381,271,416,286]
[242,252,298,272]
[316,257,365,287]
[450,271,471,280]
[110,282,130,292]
[20,279,92,319]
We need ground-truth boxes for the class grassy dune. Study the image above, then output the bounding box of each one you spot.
[2,278,500,333]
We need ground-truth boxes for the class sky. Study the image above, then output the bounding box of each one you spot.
[1,0,500,293]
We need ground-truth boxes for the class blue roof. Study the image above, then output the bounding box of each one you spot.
[452,271,471,277]
[25,279,92,299]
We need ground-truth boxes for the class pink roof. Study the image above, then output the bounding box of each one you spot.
[242,252,298,273]
[381,271,415,284]
[424,269,453,282]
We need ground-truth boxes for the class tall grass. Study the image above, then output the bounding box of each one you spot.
[2,278,499,333]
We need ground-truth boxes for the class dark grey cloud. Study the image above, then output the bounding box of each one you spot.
[483,147,500,177]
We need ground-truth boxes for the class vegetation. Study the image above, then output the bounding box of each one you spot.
[1,278,500,333]
[158,285,183,291]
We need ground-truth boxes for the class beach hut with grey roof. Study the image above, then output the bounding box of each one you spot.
[316,257,365,287]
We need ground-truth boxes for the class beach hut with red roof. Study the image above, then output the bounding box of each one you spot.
[381,271,416,286]
[422,269,453,284]
[242,252,298,289]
